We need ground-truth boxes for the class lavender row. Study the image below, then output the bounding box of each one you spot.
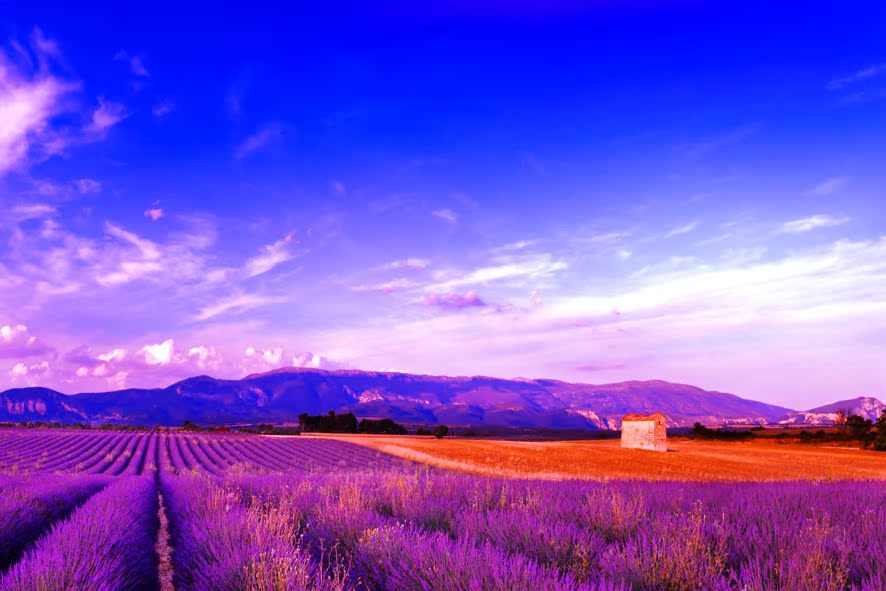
[0,429,406,476]
[0,476,159,591]
[0,475,108,571]
[160,473,350,591]
[230,470,886,591]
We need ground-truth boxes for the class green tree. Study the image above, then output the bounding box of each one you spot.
[433,425,449,439]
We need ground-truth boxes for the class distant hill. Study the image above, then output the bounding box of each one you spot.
[0,388,89,423]
[0,367,806,429]
[780,396,885,426]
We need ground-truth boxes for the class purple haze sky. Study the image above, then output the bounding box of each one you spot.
[1,3,884,408]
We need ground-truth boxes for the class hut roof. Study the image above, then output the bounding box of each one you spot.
[622,412,666,422]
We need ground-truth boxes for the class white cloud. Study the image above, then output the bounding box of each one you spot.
[140,339,174,365]
[9,360,49,378]
[187,345,219,369]
[432,208,458,223]
[144,208,164,221]
[0,324,51,359]
[235,123,281,159]
[292,352,323,368]
[0,324,26,342]
[780,214,850,234]
[262,347,283,365]
[75,366,88,377]
[804,177,848,197]
[97,348,126,362]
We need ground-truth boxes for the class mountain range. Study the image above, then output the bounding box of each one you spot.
[0,367,881,429]
[779,397,885,426]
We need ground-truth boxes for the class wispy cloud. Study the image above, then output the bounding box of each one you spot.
[6,203,57,222]
[432,208,458,223]
[330,180,347,196]
[423,290,486,311]
[350,278,421,294]
[244,233,299,277]
[96,223,163,286]
[381,258,430,271]
[827,63,886,91]
[779,214,850,234]
[152,99,175,118]
[681,123,761,159]
[804,177,848,196]
[194,293,284,321]
[520,151,547,175]
[113,50,150,77]
[664,220,700,238]
[427,253,567,292]
[0,30,79,177]
[86,98,129,138]
[144,208,165,221]
[235,123,282,159]
[73,178,102,194]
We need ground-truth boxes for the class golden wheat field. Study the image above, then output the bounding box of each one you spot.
[311,434,886,481]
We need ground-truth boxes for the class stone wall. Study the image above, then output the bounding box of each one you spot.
[621,419,667,452]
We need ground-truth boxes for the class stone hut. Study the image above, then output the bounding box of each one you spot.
[620,413,667,452]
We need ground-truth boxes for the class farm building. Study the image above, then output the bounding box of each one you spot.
[621,413,667,452]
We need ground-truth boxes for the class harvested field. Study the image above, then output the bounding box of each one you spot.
[316,434,886,481]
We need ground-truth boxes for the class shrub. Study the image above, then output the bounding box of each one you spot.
[846,415,873,440]
[874,410,886,452]
[691,422,752,441]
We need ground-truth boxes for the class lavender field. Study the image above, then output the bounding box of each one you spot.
[0,429,883,591]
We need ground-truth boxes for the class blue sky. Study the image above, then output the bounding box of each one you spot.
[1,2,884,408]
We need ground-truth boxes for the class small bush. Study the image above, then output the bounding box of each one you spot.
[691,423,752,441]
